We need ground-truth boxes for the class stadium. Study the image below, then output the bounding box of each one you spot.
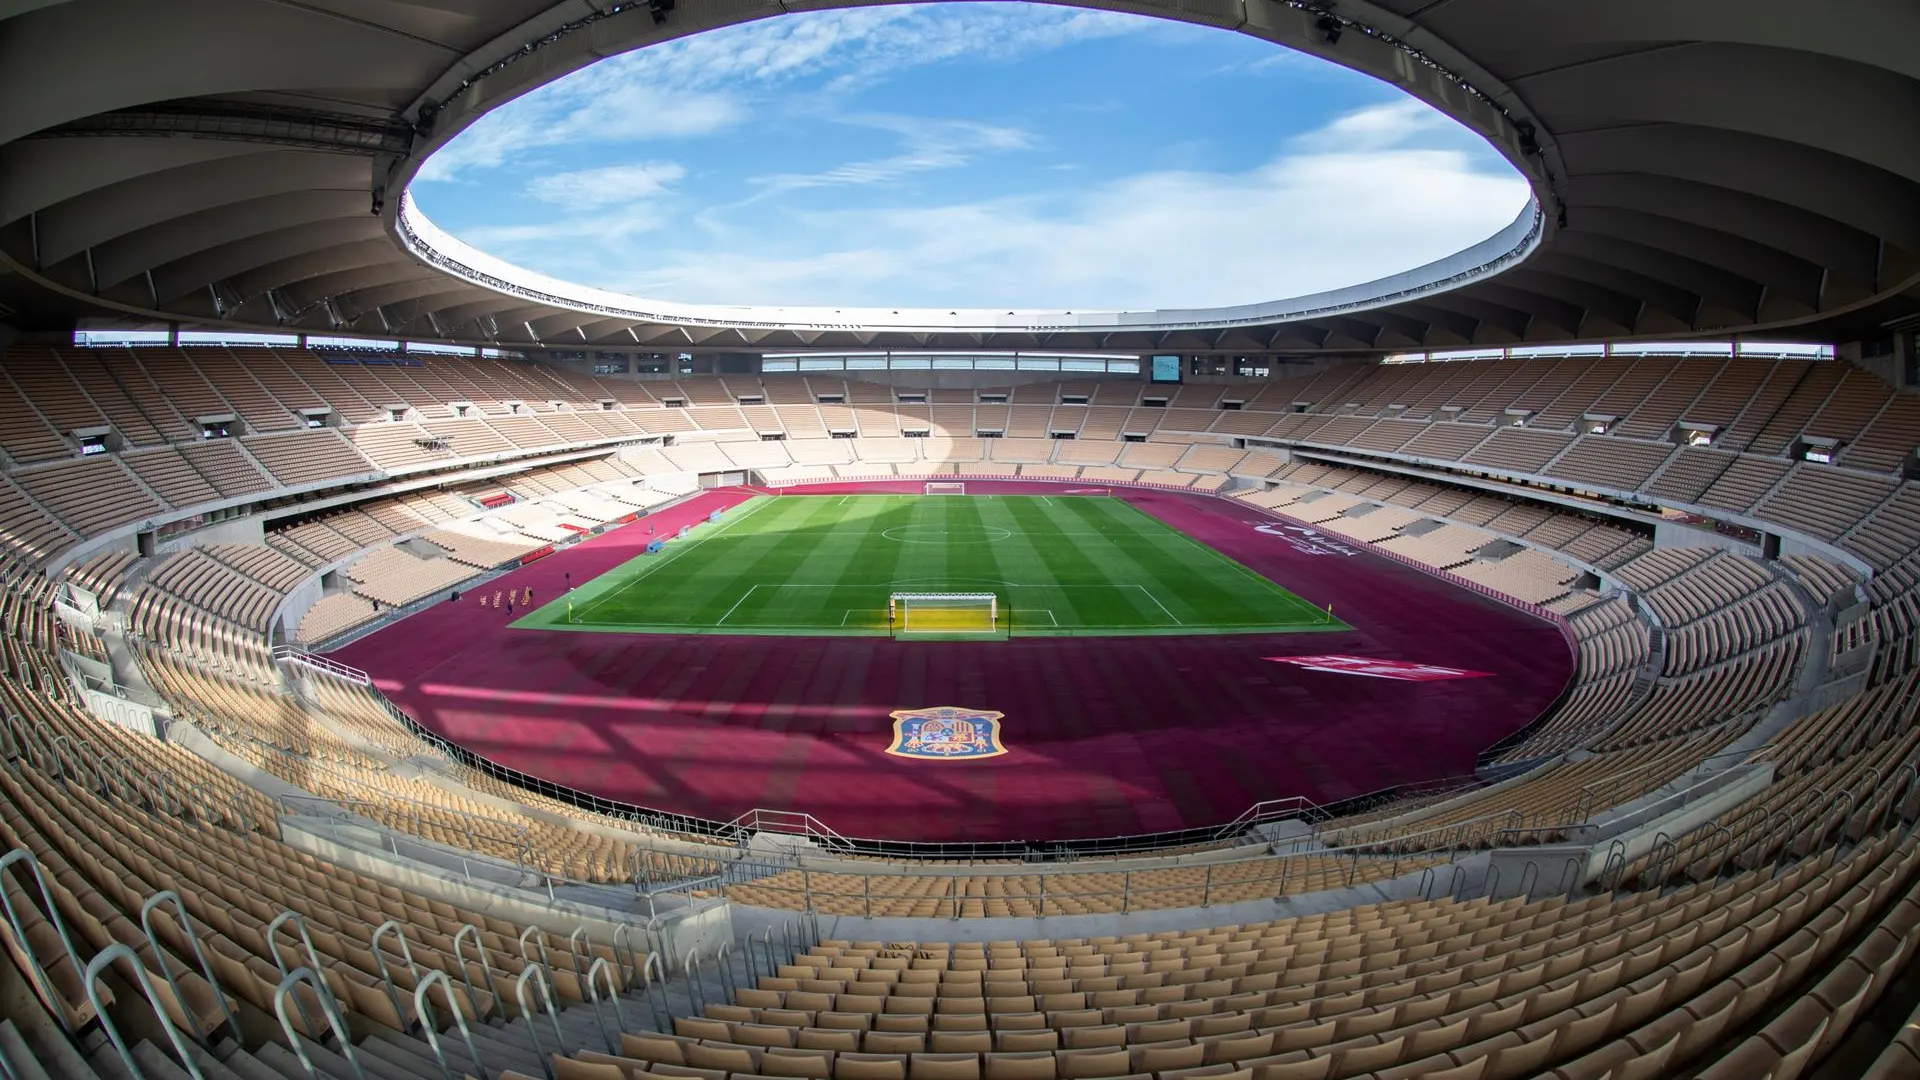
[0,0,1918,1078]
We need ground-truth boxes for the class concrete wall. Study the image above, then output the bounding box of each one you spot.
[1776,532,1844,563]
[278,574,327,640]
[154,514,267,555]
[281,818,733,971]
[1484,763,1773,899]
[1653,519,1761,557]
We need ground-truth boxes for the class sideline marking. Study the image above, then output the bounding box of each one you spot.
[1133,585,1183,626]
[715,584,759,626]
[570,496,775,621]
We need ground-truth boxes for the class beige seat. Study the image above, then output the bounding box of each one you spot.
[997,1031,1059,1053]
[836,1053,909,1080]
[622,1033,689,1064]
[1061,1027,1124,1050]
[552,1058,626,1080]
[800,1031,864,1053]
[683,1044,756,1073]
[1055,1049,1130,1079]
[762,1050,835,1079]
[1330,1035,1406,1076]
[909,1055,982,1080]
[674,1017,732,1041]
[739,1024,799,1048]
[1248,1058,1330,1080]
[1132,1045,1204,1074]
[867,1033,928,1055]
[985,1053,1057,1080]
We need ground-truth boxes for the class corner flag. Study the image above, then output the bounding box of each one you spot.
[567,599,575,624]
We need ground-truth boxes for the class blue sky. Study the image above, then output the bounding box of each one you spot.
[412,3,1530,311]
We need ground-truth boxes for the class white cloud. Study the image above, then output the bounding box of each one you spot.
[417,88,737,182]
[461,202,670,247]
[1289,98,1455,153]
[751,116,1035,197]
[415,5,1535,312]
[525,162,687,208]
[588,97,1531,310]
[417,4,1149,182]
[598,6,1153,93]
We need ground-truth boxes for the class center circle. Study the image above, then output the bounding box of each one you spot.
[882,524,1012,545]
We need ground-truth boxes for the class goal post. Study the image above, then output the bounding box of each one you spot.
[889,592,1002,636]
[923,482,967,495]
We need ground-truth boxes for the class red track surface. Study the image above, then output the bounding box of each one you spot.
[334,483,1573,842]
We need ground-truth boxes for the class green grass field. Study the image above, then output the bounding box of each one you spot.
[514,495,1342,638]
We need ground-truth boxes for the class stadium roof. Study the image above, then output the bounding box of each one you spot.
[1,0,1917,354]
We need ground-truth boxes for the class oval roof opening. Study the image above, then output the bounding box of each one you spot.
[408,2,1532,326]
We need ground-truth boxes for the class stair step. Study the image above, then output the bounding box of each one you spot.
[0,1021,58,1080]
[129,1044,195,1080]
[256,1041,350,1080]
[290,1035,368,1080]
[356,1037,453,1080]
[182,1044,251,1080]
[451,1024,546,1070]
[84,1045,138,1080]
[208,1043,287,1080]
[371,1029,490,1079]
[336,1038,434,1080]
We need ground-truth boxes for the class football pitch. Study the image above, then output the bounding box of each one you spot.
[514,494,1343,638]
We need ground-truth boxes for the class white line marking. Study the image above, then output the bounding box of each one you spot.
[574,496,778,621]
[715,584,759,625]
[1133,584,1183,625]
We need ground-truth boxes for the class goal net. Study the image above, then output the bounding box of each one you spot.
[923,482,967,495]
[890,592,1000,636]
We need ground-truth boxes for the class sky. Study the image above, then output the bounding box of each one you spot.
[411,3,1532,312]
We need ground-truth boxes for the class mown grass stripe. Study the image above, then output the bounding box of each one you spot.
[516,494,1344,638]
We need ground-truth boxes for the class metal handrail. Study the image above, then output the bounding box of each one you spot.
[0,849,89,1030]
[140,889,238,1044]
[273,968,366,1080]
[584,956,629,1053]
[414,969,483,1080]
[370,920,422,1033]
[84,944,207,1080]
[566,926,595,992]
[518,924,554,982]
[451,923,501,1021]
[684,944,708,1013]
[1555,856,1583,896]
[514,964,567,1079]
[265,910,332,1039]
[715,940,737,1001]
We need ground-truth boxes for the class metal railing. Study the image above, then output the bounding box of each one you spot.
[721,845,1451,918]
[274,644,371,685]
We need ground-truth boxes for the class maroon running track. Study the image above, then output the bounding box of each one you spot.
[334,482,1574,843]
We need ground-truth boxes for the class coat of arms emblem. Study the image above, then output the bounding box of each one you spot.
[886,707,1007,760]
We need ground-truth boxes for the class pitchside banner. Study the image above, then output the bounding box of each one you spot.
[1266,655,1493,682]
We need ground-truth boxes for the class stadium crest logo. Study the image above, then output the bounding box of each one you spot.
[887,707,1007,760]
